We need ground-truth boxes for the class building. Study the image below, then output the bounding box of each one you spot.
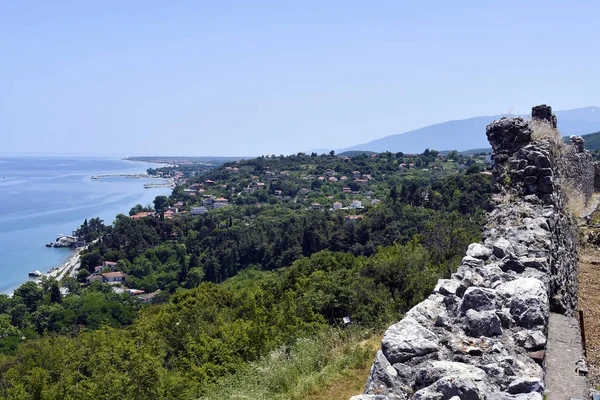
[101,272,128,283]
[325,169,335,176]
[298,188,310,195]
[328,177,338,182]
[274,190,282,197]
[86,275,104,284]
[130,211,155,220]
[351,200,363,209]
[163,210,175,219]
[213,198,230,209]
[343,187,352,194]
[352,171,361,178]
[355,179,368,185]
[344,215,364,223]
[94,261,118,273]
[333,202,343,210]
[191,206,208,215]
[311,203,322,210]
[139,291,161,304]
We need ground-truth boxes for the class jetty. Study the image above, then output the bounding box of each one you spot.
[91,173,155,179]
[91,173,175,188]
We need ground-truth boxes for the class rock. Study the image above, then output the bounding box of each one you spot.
[434,312,452,329]
[538,168,553,176]
[532,104,557,128]
[523,166,537,176]
[570,135,585,153]
[464,309,502,337]
[493,238,513,258]
[514,330,546,351]
[487,393,543,400]
[392,363,413,381]
[518,258,547,271]
[415,360,487,387]
[364,351,412,400]
[405,295,445,325]
[480,363,504,378]
[534,154,551,168]
[497,278,547,301]
[496,308,513,328]
[507,377,544,394]
[509,295,548,328]
[350,396,391,400]
[413,376,481,400]
[527,350,545,366]
[367,351,397,386]
[381,317,439,364]
[467,243,492,260]
[459,287,498,313]
[434,279,460,296]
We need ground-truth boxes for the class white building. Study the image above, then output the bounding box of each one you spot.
[191,206,209,215]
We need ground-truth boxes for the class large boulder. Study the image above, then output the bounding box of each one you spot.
[498,279,549,328]
[507,377,544,394]
[413,376,481,400]
[434,279,460,296]
[364,351,410,399]
[382,317,439,364]
[513,330,546,351]
[464,309,503,337]
[467,243,492,260]
[405,295,445,325]
[459,287,498,313]
[415,361,487,387]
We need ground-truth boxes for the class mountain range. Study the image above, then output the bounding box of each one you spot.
[339,106,600,154]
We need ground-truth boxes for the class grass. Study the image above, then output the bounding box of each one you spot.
[529,119,566,152]
[563,182,587,218]
[198,327,382,400]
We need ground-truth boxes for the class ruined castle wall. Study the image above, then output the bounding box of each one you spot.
[351,106,588,400]
[559,136,594,203]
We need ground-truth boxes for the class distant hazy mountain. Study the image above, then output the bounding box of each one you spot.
[340,106,600,154]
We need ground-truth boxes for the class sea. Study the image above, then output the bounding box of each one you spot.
[0,156,172,294]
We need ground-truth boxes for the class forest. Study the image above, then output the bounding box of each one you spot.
[0,151,491,398]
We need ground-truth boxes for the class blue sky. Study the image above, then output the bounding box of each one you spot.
[1,1,598,156]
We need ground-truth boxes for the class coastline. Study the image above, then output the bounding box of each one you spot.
[122,158,177,168]
[45,245,83,281]
[0,157,172,297]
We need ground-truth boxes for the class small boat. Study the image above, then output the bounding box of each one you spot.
[28,270,42,277]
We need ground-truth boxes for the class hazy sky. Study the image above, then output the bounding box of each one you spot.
[2,1,599,156]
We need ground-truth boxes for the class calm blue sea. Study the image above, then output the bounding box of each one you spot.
[0,156,172,294]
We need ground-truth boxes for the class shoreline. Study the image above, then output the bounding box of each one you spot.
[6,241,94,297]
[45,245,84,281]
[122,158,177,168]
[1,158,167,297]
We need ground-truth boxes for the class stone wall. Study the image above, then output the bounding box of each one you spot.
[351,105,590,400]
[559,136,594,203]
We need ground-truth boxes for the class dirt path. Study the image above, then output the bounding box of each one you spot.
[579,246,600,390]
